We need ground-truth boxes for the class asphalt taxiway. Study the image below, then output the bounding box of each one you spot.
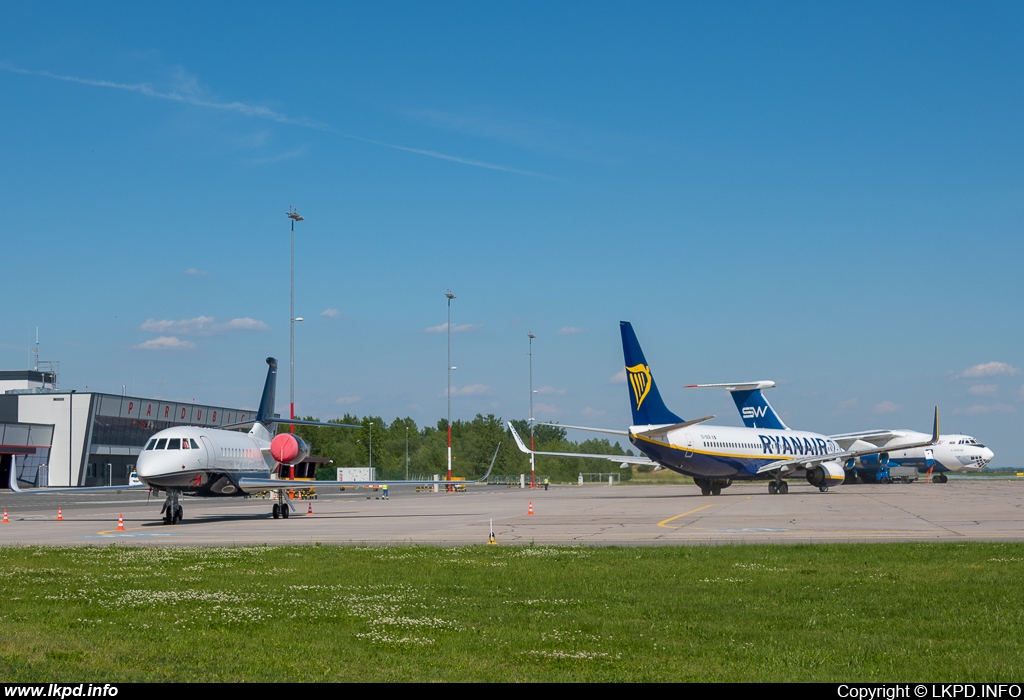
[1,480,1023,546]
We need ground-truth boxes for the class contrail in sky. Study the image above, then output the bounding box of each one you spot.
[1,62,545,177]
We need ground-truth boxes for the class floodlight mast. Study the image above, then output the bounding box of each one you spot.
[287,208,304,438]
[528,331,536,488]
[445,289,456,483]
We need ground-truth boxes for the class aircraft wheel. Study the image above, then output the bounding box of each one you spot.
[281,505,290,519]
[935,473,947,484]
[768,482,778,495]
[819,486,829,493]
[779,481,789,494]
[711,486,722,496]
[272,504,280,519]
[171,507,182,525]
[162,510,172,525]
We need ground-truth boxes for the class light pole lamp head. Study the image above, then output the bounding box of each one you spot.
[286,208,304,222]
[445,289,456,300]
[528,331,536,340]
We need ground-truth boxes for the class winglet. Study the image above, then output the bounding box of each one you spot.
[508,422,531,454]
[932,406,940,444]
[480,443,500,482]
[8,460,21,492]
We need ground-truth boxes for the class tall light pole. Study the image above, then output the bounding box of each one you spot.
[528,331,536,488]
[287,207,304,434]
[368,422,373,473]
[405,425,410,480]
[445,289,456,482]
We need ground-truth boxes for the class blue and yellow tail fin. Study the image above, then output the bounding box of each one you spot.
[619,322,684,425]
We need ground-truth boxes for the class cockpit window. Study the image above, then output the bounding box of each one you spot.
[190,438,200,449]
[145,439,156,450]
[167,439,180,450]
[155,438,167,449]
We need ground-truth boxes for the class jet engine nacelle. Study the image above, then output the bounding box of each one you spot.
[858,452,890,467]
[805,460,845,488]
[270,433,310,466]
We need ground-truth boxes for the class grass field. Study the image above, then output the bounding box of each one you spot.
[1,543,1022,682]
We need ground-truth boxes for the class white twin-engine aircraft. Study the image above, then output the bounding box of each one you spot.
[11,358,497,524]
[509,322,939,496]
[686,380,993,483]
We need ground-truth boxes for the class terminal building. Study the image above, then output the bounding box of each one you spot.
[0,369,256,488]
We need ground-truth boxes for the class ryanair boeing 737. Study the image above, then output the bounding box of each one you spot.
[509,322,939,495]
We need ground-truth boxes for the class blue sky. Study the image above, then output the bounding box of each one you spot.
[2,3,1022,462]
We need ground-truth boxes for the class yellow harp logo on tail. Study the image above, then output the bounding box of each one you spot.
[626,363,652,410]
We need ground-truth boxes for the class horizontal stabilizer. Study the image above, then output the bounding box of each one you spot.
[632,415,715,438]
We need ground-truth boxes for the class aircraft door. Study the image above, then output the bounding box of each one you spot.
[684,433,693,458]
[200,436,215,467]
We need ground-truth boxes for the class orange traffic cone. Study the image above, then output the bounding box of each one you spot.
[57,507,63,521]
[307,502,313,515]
[2,509,7,523]
[528,501,534,516]
[117,514,125,531]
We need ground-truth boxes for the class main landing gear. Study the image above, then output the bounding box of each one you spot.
[161,492,183,525]
[695,478,729,496]
[767,479,789,495]
[933,473,948,484]
[271,490,291,519]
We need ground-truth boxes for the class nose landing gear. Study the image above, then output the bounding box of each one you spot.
[160,492,183,525]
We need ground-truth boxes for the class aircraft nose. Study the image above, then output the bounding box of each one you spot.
[982,447,994,464]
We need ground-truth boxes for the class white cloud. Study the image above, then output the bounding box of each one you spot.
[335,396,361,405]
[559,326,585,336]
[968,385,999,396]
[0,63,549,178]
[609,369,626,384]
[321,308,341,319]
[874,401,902,414]
[962,362,1020,378]
[581,407,607,418]
[425,322,482,334]
[953,404,1017,415]
[221,318,270,331]
[535,386,567,396]
[133,336,197,351]
[447,384,491,397]
[140,316,269,336]
[832,397,858,416]
[534,403,561,418]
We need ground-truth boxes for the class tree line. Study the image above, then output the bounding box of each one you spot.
[284,414,636,483]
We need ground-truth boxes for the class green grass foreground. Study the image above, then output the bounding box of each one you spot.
[1,543,1022,682]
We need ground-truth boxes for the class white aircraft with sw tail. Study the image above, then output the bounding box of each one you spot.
[10,357,497,524]
[686,380,993,483]
[509,322,938,496]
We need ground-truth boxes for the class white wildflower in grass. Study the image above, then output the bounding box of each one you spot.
[523,650,617,660]
[732,562,788,572]
[355,631,434,646]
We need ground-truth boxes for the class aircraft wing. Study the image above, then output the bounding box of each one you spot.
[8,469,150,494]
[534,422,629,437]
[239,444,501,490]
[758,408,940,474]
[508,422,655,466]
[828,430,903,450]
